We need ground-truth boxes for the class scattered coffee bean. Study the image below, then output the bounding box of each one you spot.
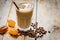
[35,28,40,33]
[48,31,50,33]
[35,37,37,40]
[31,25,33,26]
[39,34,43,38]
[39,27,44,31]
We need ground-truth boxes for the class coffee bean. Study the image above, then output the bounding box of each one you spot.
[41,30,45,33]
[35,37,37,40]
[48,31,50,33]
[42,31,47,34]
[35,28,39,33]
[31,25,33,26]
[39,32,42,34]
[39,34,43,38]
[33,26,37,29]
[39,27,44,31]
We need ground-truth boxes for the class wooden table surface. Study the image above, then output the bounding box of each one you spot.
[0,0,60,40]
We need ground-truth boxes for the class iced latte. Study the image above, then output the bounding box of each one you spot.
[16,1,33,29]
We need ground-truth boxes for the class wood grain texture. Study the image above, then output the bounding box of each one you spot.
[0,35,3,40]
[0,0,60,40]
[37,0,55,40]
[3,33,16,40]
[0,0,11,40]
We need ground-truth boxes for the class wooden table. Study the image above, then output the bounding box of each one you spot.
[0,0,60,40]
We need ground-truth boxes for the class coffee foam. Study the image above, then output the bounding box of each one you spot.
[19,2,33,12]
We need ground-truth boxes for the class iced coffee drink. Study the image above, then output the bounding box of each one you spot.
[16,1,33,29]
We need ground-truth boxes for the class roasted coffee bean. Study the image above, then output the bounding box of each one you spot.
[28,32,36,38]
[39,32,42,34]
[39,27,44,31]
[31,23,34,26]
[31,24,35,27]
[40,35,43,38]
[48,31,50,33]
[39,34,43,38]
[35,37,37,40]
[34,25,37,29]
[17,29,20,33]
[42,31,47,34]
[35,28,40,33]
[28,30,34,34]
[31,22,38,29]
[33,24,35,26]
[33,26,37,29]
[31,25,33,26]
[41,30,45,34]
[32,33,36,38]
[29,33,32,37]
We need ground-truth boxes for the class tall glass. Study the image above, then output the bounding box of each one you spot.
[16,0,35,30]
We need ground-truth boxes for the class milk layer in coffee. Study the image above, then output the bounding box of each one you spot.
[16,1,33,29]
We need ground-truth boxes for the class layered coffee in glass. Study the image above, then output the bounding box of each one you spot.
[16,1,34,29]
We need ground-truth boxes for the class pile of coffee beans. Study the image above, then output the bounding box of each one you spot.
[30,22,47,37]
[18,22,50,40]
[31,22,38,29]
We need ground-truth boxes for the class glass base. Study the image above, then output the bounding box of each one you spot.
[17,25,31,31]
